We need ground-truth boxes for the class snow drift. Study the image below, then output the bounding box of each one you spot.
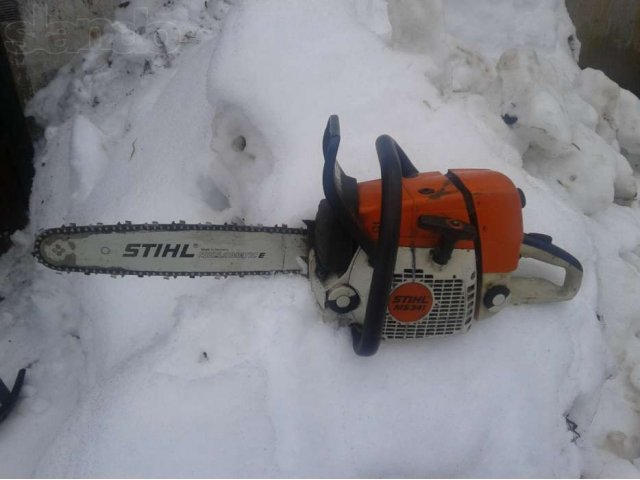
[1,0,640,477]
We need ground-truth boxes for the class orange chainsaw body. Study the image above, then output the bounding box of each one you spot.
[357,169,523,274]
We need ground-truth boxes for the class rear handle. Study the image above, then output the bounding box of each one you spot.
[509,233,583,304]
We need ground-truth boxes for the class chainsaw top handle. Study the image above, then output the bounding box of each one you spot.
[321,115,417,356]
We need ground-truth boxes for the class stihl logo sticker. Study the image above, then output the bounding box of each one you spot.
[388,282,434,323]
[123,243,196,258]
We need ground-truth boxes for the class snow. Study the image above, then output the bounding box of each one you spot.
[1,0,640,476]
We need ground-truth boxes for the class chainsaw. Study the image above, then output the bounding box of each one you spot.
[34,115,583,356]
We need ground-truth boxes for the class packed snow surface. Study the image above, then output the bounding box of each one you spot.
[2,0,640,477]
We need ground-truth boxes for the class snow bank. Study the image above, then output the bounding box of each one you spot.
[442,0,580,67]
[1,0,640,477]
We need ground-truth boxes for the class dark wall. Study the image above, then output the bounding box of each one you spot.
[566,0,640,97]
[0,37,33,252]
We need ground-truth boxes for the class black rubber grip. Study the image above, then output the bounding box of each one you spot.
[351,134,403,356]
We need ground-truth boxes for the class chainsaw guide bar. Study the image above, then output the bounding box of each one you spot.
[34,222,309,278]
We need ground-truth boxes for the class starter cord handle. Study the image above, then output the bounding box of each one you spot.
[351,135,403,356]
